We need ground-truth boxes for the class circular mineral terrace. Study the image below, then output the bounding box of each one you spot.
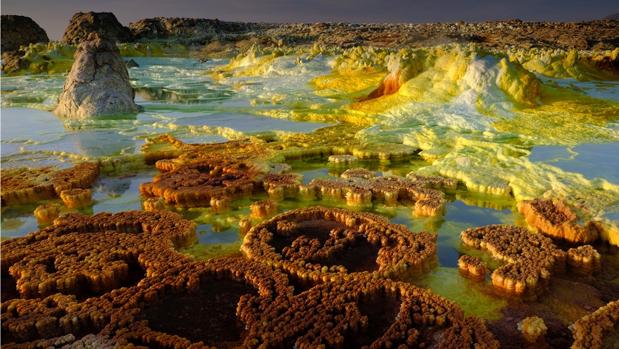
[242,206,437,282]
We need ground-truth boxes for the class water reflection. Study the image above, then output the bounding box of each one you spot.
[531,143,619,183]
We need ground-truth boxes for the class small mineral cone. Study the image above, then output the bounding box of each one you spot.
[458,255,487,280]
[143,197,165,211]
[59,188,92,208]
[567,245,601,274]
[518,316,547,343]
[33,204,61,224]
[250,200,277,218]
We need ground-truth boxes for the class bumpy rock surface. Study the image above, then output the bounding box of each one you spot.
[62,12,132,44]
[54,34,139,119]
[0,15,49,52]
[458,255,487,280]
[107,257,292,348]
[302,171,453,216]
[518,316,547,343]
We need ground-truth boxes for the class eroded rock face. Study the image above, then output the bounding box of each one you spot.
[62,12,132,44]
[129,17,261,44]
[54,34,139,119]
[0,15,49,52]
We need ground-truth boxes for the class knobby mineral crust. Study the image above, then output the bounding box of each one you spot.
[105,257,293,348]
[0,162,100,207]
[244,277,499,348]
[140,158,261,207]
[460,224,566,295]
[517,316,548,343]
[566,244,602,274]
[1,211,196,298]
[570,300,619,349]
[242,206,437,281]
[0,210,197,347]
[457,255,487,280]
[517,198,600,243]
[302,171,453,216]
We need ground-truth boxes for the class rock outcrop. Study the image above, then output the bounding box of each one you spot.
[127,17,619,52]
[129,17,261,44]
[1,15,50,74]
[54,34,139,119]
[62,12,132,44]
[0,15,49,52]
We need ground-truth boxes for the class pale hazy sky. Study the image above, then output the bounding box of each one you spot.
[3,0,617,40]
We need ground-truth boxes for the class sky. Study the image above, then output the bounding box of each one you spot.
[3,0,617,40]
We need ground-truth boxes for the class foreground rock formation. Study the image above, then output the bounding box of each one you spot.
[460,224,566,295]
[62,12,132,44]
[1,207,499,348]
[570,300,619,349]
[54,34,139,119]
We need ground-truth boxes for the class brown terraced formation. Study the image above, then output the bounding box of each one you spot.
[243,277,500,348]
[1,211,196,300]
[107,257,293,348]
[301,169,455,216]
[0,162,99,207]
[0,210,196,347]
[570,300,619,349]
[458,255,488,280]
[139,136,456,215]
[460,224,566,295]
[517,198,600,243]
[140,158,261,207]
[0,209,496,349]
[2,202,617,347]
[242,207,437,281]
